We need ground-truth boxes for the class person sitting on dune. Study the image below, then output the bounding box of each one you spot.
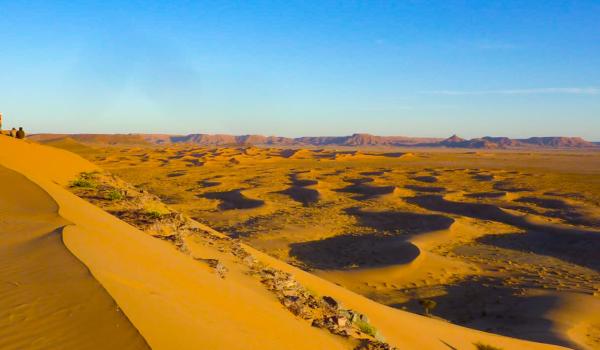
[15,127,25,139]
[9,128,17,137]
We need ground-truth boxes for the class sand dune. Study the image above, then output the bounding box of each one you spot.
[37,140,600,349]
[202,189,265,210]
[279,186,321,206]
[0,137,577,349]
[406,194,600,237]
[290,234,422,270]
[336,181,398,199]
[465,191,507,198]
[0,140,148,349]
[0,138,350,350]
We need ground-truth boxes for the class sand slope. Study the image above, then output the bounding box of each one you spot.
[0,137,349,349]
[0,136,570,350]
[0,164,149,349]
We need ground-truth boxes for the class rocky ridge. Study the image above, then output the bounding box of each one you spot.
[31,133,600,149]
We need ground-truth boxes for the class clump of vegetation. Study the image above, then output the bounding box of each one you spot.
[474,342,503,350]
[71,172,98,188]
[145,210,163,219]
[355,319,377,337]
[105,189,124,201]
[71,177,96,188]
[419,299,437,316]
[71,178,94,188]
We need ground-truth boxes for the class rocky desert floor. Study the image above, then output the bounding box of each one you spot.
[47,140,600,350]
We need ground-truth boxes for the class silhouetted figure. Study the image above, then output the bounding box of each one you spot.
[0,112,3,131]
[9,128,17,138]
[16,127,25,139]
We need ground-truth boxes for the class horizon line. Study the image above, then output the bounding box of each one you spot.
[28,131,599,142]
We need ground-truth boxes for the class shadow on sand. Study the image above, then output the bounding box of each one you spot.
[335,178,396,200]
[478,230,600,272]
[202,189,265,210]
[392,277,575,349]
[406,194,600,271]
[289,233,420,270]
[345,207,454,234]
[278,186,320,206]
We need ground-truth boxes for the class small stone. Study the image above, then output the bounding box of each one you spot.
[311,319,324,328]
[282,289,299,297]
[322,296,340,309]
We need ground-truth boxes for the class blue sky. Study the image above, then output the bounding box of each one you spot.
[0,1,599,139]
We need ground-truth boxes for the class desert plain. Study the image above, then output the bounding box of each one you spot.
[21,135,598,350]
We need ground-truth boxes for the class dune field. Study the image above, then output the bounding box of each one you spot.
[15,136,596,350]
[1,136,589,350]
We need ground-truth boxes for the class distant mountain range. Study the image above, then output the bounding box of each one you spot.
[29,133,600,149]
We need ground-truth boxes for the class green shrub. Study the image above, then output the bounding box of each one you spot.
[105,190,124,201]
[355,319,377,337]
[71,178,96,188]
[474,343,503,350]
[70,171,99,188]
[145,210,163,219]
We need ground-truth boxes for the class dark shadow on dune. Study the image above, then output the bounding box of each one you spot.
[515,196,570,210]
[289,234,420,270]
[501,204,543,215]
[289,174,319,187]
[335,180,396,200]
[344,177,374,184]
[478,231,600,271]
[493,180,533,192]
[345,207,454,234]
[412,175,438,183]
[292,178,318,186]
[406,195,600,234]
[391,277,573,349]
[406,195,525,224]
[405,185,446,193]
[166,171,186,177]
[407,195,600,270]
[184,158,205,166]
[197,180,220,188]
[472,174,494,181]
[543,191,586,200]
[278,186,320,206]
[465,191,506,199]
[381,152,410,158]
[360,170,390,176]
[202,189,265,210]
[545,209,600,228]
[514,197,600,228]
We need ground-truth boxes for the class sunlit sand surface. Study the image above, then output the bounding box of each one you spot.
[45,139,600,350]
[2,135,597,349]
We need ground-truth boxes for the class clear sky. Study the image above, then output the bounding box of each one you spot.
[0,1,599,139]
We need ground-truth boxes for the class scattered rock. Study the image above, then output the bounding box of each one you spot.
[323,296,340,310]
[354,340,397,350]
[195,258,228,278]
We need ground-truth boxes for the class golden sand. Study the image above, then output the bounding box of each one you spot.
[2,136,596,349]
